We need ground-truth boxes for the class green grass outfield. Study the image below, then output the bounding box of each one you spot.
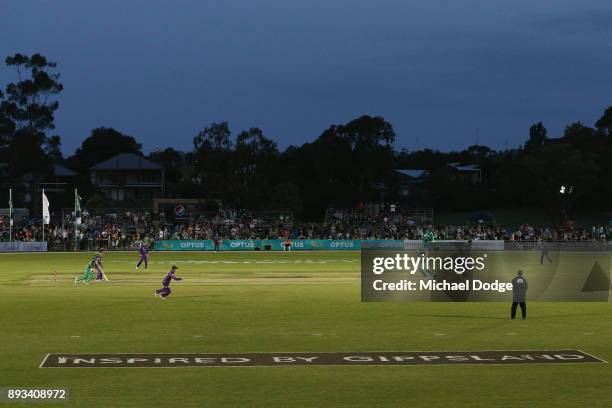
[0,250,610,407]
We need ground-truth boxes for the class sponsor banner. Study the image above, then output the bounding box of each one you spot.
[40,350,605,368]
[311,240,360,250]
[0,242,48,252]
[471,240,504,250]
[154,239,366,251]
[403,240,424,250]
[259,239,305,250]
[362,244,611,301]
[173,204,186,217]
[362,240,405,250]
[153,239,501,252]
[506,241,611,252]
[424,240,504,251]
[223,240,258,251]
[265,240,396,250]
[402,240,504,251]
[155,240,213,251]
[154,240,265,251]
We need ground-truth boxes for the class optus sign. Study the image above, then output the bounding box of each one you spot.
[180,241,208,249]
[153,239,507,251]
[328,240,358,249]
[154,239,366,251]
[229,240,256,249]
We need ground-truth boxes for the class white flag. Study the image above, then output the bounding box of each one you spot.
[42,191,50,225]
[75,189,82,225]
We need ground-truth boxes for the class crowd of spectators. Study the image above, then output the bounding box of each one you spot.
[0,209,294,250]
[320,208,612,242]
[1,207,611,251]
[0,211,163,251]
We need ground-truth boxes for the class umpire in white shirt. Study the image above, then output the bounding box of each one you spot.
[511,270,528,320]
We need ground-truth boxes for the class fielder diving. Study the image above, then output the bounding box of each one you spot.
[154,265,182,300]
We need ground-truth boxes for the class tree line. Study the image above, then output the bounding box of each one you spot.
[1,53,611,222]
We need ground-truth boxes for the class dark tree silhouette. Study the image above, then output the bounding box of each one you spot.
[0,53,63,178]
[68,127,142,172]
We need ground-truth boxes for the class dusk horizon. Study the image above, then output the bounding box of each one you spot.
[3,0,610,155]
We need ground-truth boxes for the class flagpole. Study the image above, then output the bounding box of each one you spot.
[42,189,45,243]
[8,188,12,243]
[74,188,77,251]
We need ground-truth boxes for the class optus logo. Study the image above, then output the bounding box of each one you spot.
[230,241,255,248]
[330,241,355,248]
[180,242,206,249]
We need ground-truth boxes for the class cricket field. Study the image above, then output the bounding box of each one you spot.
[0,250,610,407]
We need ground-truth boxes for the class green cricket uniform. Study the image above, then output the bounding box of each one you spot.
[75,256,98,284]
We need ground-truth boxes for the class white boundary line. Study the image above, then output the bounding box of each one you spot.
[38,353,50,368]
[577,349,609,364]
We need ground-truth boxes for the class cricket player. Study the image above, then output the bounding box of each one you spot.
[540,240,552,264]
[154,265,182,300]
[213,235,220,253]
[75,253,101,284]
[136,242,149,270]
[511,270,528,319]
[94,251,108,281]
[422,230,436,243]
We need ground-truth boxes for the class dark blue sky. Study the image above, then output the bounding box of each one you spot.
[1,0,611,155]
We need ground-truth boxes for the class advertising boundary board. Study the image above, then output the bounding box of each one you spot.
[0,242,48,252]
[153,240,503,251]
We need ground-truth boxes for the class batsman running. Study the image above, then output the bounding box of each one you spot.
[154,265,182,300]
